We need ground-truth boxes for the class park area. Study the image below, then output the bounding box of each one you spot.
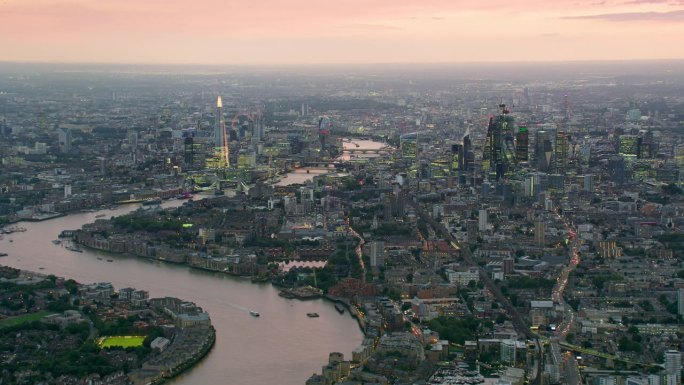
[0,311,51,328]
[97,335,145,348]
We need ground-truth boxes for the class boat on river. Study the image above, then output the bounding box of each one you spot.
[250,310,260,317]
[307,313,319,318]
[65,244,83,253]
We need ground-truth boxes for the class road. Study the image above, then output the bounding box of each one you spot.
[405,192,543,384]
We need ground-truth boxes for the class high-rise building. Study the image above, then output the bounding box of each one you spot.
[318,116,331,153]
[369,241,385,268]
[583,174,594,193]
[400,133,418,159]
[678,289,684,316]
[534,217,545,247]
[482,105,517,180]
[478,209,488,232]
[664,350,682,385]
[534,130,553,172]
[212,96,229,168]
[451,143,463,176]
[252,114,264,142]
[57,127,72,154]
[619,135,639,158]
[501,339,517,365]
[608,156,626,185]
[516,126,529,162]
[554,130,569,173]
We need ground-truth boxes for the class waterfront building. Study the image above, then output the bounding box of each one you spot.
[212,96,229,168]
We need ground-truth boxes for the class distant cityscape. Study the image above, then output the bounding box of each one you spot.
[1,61,684,385]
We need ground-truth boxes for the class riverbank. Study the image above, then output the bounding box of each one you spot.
[0,267,216,385]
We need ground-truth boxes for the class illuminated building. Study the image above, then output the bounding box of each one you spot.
[619,134,639,158]
[482,104,517,180]
[400,133,418,159]
[554,130,568,173]
[515,126,529,162]
[318,116,331,153]
[450,143,463,176]
[534,130,553,172]
[211,96,229,168]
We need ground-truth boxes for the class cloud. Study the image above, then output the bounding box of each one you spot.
[564,9,684,21]
[540,32,562,37]
[621,0,684,4]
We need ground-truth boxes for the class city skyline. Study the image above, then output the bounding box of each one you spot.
[1,0,683,64]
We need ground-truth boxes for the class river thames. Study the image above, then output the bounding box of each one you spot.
[0,200,363,385]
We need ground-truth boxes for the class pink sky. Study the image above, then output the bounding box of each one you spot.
[1,0,683,64]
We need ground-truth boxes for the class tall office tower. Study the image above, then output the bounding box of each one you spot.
[678,289,684,316]
[554,130,569,173]
[482,118,494,173]
[583,174,594,193]
[534,130,553,172]
[534,217,545,247]
[369,241,385,268]
[57,127,72,154]
[463,134,474,182]
[451,144,463,176]
[483,104,517,180]
[211,96,229,168]
[478,209,488,232]
[252,114,264,142]
[638,130,656,159]
[608,156,626,185]
[400,132,418,159]
[664,350,682,385]
[516,126,529,162]
[318,116,331,153]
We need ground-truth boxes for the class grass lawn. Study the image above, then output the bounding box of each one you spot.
[98,335,146,348]
[0,310,52,329]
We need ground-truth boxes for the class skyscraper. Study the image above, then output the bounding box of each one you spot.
[534,217,545,247]
[534,130,553,172]
[516,126,529,162]
[554,130,568,174]
[664,350,682,385]
[212,96,229,168]
[482,104,517,180]
[57,127,72,154]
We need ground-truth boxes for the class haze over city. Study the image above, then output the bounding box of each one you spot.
[2,0,684,64]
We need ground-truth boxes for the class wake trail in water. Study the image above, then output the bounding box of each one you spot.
[216,299,251,313]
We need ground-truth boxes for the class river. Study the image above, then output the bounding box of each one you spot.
[0,200,363,385]
[276,138,391,186]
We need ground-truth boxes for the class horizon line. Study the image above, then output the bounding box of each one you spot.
[1,58,683,68]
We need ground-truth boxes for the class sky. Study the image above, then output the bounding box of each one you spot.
[1,0,683,64]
